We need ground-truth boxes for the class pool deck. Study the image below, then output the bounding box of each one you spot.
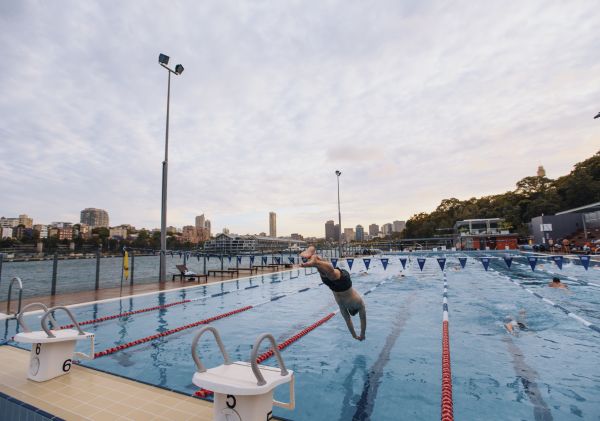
[0,266,296,319]
[0,345,213,420]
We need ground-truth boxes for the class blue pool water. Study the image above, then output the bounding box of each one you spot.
[2,253,600,420]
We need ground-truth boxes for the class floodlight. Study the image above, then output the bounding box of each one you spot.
[158,53,170,65]
[175,64,184,75]
[335,170,342,176]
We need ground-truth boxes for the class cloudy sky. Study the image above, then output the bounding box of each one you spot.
[1,1,599,237]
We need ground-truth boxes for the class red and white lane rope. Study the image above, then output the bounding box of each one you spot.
[94,306,252,358]
[441,272,454,421]
[59,299,192,329]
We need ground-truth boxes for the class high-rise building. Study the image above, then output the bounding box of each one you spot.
[368,223,379,237]
[325,220,336,241]
[334,223,341,241]
[382,223,393,236]
[195,214,211,241]
[80,208,109,228]
[269,212,277,237]
[355,225,364,241]
[204,219,211,238]
[344,228,355,242]
[392,220,406,232]
[195,215,205,231]
[537,165,546,177]
[18,214,33,228]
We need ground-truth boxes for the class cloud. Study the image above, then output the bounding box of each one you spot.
[1,0,599,237]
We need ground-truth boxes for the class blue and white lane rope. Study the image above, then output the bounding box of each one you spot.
[495,272,600,334]
[512,262,600,288]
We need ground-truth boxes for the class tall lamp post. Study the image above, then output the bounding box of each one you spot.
[335,170,342,258]
[158,53,184,282]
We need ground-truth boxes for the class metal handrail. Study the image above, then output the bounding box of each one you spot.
[250,333,288,386]
[6,277,23,315]
[41,306,85,338]
[191,326,232,372]
[17,303,57,332]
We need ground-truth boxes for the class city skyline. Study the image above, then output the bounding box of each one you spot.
[2,2,599,237]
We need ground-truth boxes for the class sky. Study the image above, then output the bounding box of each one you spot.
[1,1,599,237]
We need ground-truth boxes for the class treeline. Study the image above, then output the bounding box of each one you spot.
[404,150,600,238]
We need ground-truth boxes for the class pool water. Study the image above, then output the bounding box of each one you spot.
[2,253,599,420]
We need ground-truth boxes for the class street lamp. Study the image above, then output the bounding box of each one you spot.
[335,170,342,258]
[594,112,600,119]
[158,53,184,282]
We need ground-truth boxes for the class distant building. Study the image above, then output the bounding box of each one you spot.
[51,222,73,229]
[204,233,306,254]
[290,233,304,240]
[182,225,199,243]
[80,208,109,228]
[454,218,518,250]
[223,228,230,235]
[57,227,73,241]
[78,224,91,239]
[109,226,128,239]
[344,228,355,242]
[259,232,266,236]
[0,217,20,228]
[537,165,546,177]
[195,214,211,241]
[18,214,33,228]
[381,223,393,236]
[269,212,277,237]
[334,223,341,241]
[368,224,379,237]
[1,227,13,239]
[325,220,336,241]
[355,225,364,241]
[392,220,406,232]
[33,224,48,239]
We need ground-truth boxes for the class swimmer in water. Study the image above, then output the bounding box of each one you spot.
[504,310,528,336]
[548,276,568,289]
[300,246,366,341]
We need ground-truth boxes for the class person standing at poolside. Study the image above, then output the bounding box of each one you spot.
[300,246,366,341]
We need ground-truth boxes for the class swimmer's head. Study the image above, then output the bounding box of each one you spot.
[552,277,560,283]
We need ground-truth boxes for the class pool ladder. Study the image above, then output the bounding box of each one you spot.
[6,277,23,317]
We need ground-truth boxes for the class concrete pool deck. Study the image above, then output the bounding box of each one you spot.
[0,345,213,420]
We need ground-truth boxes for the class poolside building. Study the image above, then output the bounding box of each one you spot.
[454,218,518,250]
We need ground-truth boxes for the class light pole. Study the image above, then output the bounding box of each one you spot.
[158,53,184,282]
[335,170,342,258]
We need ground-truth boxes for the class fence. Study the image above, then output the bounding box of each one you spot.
[0,249,341,302]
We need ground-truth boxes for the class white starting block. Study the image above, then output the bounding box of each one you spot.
[191,326,295,421]
[14,305,94,382]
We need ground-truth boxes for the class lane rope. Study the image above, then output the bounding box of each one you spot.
[58,273,320,330]
[92,283,326,358]
[493,271,600,334]
[441,272,454,421]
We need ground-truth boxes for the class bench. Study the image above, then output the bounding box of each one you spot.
[172,264,208,283]
[250,265,279,271]
[236,267,259,274]
[208,269,238,278]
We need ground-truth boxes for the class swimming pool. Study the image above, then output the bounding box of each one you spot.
[2,252,599,420]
